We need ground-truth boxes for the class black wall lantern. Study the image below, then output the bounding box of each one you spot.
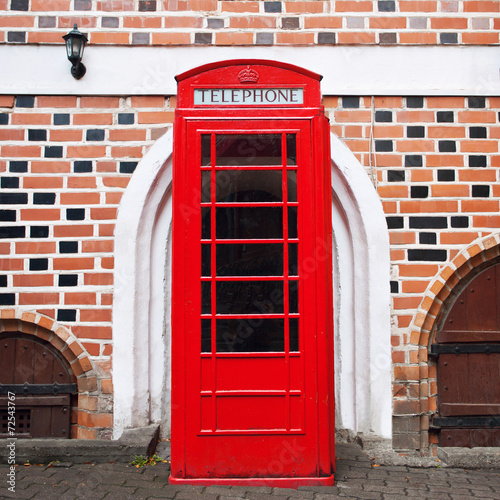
[63,24,88,80]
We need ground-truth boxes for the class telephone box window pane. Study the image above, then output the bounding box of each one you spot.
[286,134,297,166]
[216,207,283,239]
[201,319,211,352]
[216,134,282,166]
[288,206,297,239]
[201,135,211,166]
[289,318,299,352]
[201,207,211,240]
[201,171,211,203]
[201,244,211,277]
[216,244,283,276]
[216,281,284,315]
[289,243,298,276]
[201,282,211,314]
[216,170,282,202]
[287,171,297,202]
[216,319,284,352]
[289,281,299,314]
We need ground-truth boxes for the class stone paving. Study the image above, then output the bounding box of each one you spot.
[1,443,500,499]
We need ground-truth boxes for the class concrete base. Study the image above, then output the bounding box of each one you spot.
[437,447,500,468]
[1,425,160,465]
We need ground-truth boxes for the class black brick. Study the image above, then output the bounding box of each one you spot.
[86,129,105,141]
[438,140,456,152]
[0,114,9,125]
[409,216,447,229]
[407,96,424,108]
[0,210,16,222]
[74,161,93,173]
[54,113,70,125]
[411,186,428,198]
[318,32,336,44]
[74,0,92,9]
[375,111,392,123]
[388,170,405,182]
[437,111,454,123]
[29,258,48,271]
[407,126,425,138]
[118,113,135,125]
[472,185,490,197]
[8,31,26,43]
[408,249,447,262]
[9,161,27,172]
[120,161,138,174]
[0,226,25,238]
[342,96,359,108]
[194,33,212,44]
[451,216,469,228]
[470,126,487,138]
[256,33,274,45]
[59,241,78,253]
[437,170,455,181]
[468,96,485,108]
[0,294,15,306]
[57,309,77,322]
[30,226,49,238]
[28,129,47,141]
[207,18,224,29]
[59,274,78,287]
[45,146,63,158]
[469,155,487,168]
[15,96,34,108]
[0,276,7,287]
[132,33,150,45]
[11,0,29,10]
[66,208,85,221]
[390,281,399,293]
[39,16,56,28]
[1,177,19,188]
[419,232,437,245]
[0,193,27,204]
[139,0,156,11]
[282,17,299,29]
[440,33,458,44]
[379,32,397,44]
[386,216,404,229]
[33,192,56,205]
[102,17,119,28]
[378,0,395,11]
[264,1,282,12]
[405,155,423,167]
[375,140,393,152]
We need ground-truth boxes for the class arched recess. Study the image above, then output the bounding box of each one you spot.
[113,128,392,441]
[409,233,500,448]
[0,309,96,438]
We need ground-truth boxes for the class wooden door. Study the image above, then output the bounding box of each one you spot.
[432,264,500,446]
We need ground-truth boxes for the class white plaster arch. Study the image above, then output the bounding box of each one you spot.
[113,129,392,440]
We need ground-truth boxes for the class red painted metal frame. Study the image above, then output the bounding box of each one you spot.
[171,60,334,486]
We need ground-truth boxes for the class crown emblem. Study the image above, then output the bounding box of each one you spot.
[238,66,260,84]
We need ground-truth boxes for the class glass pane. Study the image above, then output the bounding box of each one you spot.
[201,244,211,277]
[201,171,211,203]
[216,134,282,166]
[289,243,298,276]
[201,282,211,314]
[289,281,299,313]
[216,319,284,352]
[216,207,283,239]
[202,207,211,239]
[288,206,297,239]
[216,244,283,276]
[286,134,296,166]
[216,281,284,315]
[289,318,299,352]
[287,171,297,202]
[201,134,211,166]
[201,319,211,352]
[216,170,282,202]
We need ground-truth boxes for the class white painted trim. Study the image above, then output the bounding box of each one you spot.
[113,130,392,440]
[1,45,500,96]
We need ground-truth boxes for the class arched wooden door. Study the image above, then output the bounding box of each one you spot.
[432,264,500,447]
[0,333,77,438]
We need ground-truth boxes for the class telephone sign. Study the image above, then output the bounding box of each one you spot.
[170,60,334,487]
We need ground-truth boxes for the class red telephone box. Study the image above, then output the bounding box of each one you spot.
[170,60,334,486]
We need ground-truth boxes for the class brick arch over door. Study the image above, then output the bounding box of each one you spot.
[408,233,500,449]
[0,309,97,439]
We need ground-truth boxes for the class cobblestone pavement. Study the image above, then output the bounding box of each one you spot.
[2,443,500,500]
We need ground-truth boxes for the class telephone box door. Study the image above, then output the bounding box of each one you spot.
[171,61,334,486]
